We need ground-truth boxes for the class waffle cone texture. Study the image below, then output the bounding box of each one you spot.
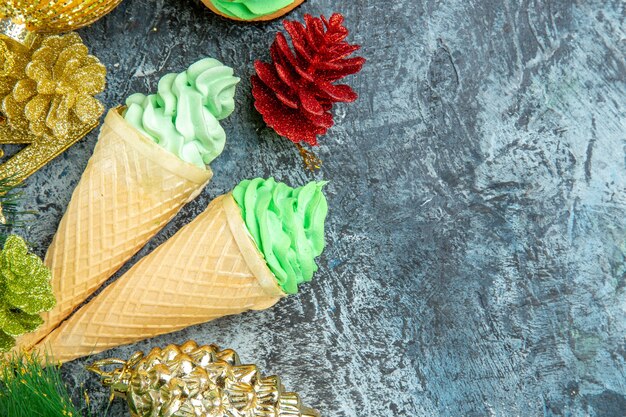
[36,193,286,363]
[201,0,305,21]
[16,108,213,351]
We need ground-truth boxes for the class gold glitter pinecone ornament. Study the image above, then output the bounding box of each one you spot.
[89,341,321,417]
[0,32,106,182]
[0,0,117,183]
[2,32,105,138]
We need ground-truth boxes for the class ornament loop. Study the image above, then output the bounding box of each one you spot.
[88,352,145,393]
[296,143,322,171]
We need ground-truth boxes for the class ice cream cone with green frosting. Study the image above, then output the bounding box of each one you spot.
[201,0,305,22]
[16,58,240,352]
[34,178,328,363]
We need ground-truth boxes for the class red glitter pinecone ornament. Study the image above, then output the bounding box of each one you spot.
[252,13,365,147]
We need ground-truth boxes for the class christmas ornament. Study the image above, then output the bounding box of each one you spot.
[15,57,238,353]
[0,235,55,352]
[0,32,107,183]
[88,340,320,417]
[34,179,328,364]
[0,0,123,36]
[0,0,121,183]
[201,0,305,22]
[0,352,86,417]
[252,13,365,169]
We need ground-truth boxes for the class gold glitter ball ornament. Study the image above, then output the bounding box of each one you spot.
[0,0,123,35]
[0,32,106,183]
[89,341,321,417]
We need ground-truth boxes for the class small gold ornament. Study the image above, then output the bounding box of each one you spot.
[0,32,106,183]
[89,341,321,417]
[0,0,123,35]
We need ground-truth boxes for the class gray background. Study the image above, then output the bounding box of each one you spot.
[17,0,626,416]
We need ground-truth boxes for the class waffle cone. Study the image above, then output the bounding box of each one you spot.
[16,108,213,351]
[201,0,305,21]
[35,194,285,363]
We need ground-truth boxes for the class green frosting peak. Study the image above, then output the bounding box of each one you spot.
[209,0,294,20]
[233,178,328,294]
[124,57,240,168]
[0,235,55,352]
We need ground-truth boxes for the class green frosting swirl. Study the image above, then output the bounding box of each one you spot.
[209,0,294,20]
[233,178,328,294]
[124,57,240,168]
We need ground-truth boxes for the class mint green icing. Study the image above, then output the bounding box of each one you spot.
[209,0,294,20]
[233,178,328,294]
[124,57,240,168]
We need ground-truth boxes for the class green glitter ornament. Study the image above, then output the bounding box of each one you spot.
[0,234,54,351]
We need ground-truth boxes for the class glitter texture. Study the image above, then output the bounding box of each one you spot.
[0,0,123,34]
[89,341,321,417]
[0,18,38,47]
[251,13,365,146]
[0,32,106,183]
[0,235,55,352]
[0,39,15,77]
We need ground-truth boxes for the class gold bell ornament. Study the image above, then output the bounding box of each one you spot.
[89,340,321,417]
[0,0,122,183]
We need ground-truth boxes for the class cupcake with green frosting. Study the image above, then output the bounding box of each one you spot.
[123,57,240,168]
[201,0,305,22]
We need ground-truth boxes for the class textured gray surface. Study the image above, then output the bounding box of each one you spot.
[14,0,626,415]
